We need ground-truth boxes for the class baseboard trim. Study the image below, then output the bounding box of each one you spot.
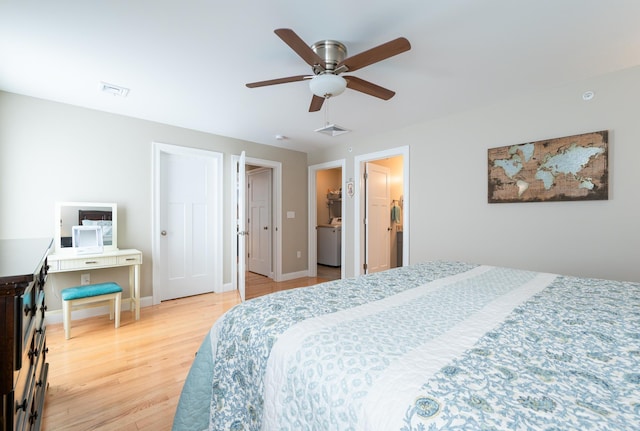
[279,270,309,281]
[220,282,234,293]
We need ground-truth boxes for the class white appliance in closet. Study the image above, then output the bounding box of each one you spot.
[317,218,341,267]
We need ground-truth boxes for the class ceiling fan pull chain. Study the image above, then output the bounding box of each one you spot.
[324,98,328,126]
[324,96,331,126]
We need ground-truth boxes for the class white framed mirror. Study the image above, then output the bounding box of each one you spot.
[54,201,118,254]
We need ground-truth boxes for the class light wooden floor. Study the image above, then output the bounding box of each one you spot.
[316,264,341,281]
[41,273,329,431]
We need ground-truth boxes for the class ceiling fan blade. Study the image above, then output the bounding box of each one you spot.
[344,76,396,100]
[338,37,411,72]
[274,28,324,68]
[309,95,325,112]
[246,75,309,88]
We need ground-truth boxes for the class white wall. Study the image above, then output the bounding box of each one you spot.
[309,66,640,283]
[0,92,310,311]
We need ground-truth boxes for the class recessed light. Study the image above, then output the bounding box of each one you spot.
[100,81,129,97]
[582,90,595,101]
[275,135,286,140]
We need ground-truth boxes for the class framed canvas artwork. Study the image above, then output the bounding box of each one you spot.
[488,130,608,203]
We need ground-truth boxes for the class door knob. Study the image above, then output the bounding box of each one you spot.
[263,226,268,230]
[161,230,167,236]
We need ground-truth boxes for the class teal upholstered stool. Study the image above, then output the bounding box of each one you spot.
[61,282,123,339]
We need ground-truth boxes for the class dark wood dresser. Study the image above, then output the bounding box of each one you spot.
[0,238,52,431]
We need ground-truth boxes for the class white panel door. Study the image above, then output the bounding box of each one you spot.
[159,148,221,300]
[247,168,271,277]
[365,162,391,274]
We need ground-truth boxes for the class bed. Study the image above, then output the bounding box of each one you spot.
[172,261,640,430]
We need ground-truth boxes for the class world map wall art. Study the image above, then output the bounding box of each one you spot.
[488,130,608,203]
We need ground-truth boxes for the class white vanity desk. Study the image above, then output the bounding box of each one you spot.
[48,248,143,320]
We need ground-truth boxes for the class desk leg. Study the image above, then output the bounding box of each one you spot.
[129,263,141,320]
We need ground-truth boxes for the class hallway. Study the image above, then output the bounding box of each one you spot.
[316,264,341,281]
[245,266,340,300]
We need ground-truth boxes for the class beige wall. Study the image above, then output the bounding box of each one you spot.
[309,66,640,283]
[0,91,309,311]
[316,168,342,225]
[3,63,638,315]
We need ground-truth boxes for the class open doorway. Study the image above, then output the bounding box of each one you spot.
[316,167,342,281]
[231,155,283,299]
[355,146,409,275]
[308,160,346,281]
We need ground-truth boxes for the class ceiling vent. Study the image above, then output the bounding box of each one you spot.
[100,81,129,97]
[314,123,350,137]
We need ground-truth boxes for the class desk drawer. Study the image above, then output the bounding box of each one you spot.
[58,256,118,270]
[117,254,141,265]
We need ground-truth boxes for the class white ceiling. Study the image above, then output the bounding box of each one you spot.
[1,1,639,154]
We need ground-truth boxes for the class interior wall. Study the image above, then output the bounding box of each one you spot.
[308,65,640,283]
[316,168,342,225]
[0,91,309,311]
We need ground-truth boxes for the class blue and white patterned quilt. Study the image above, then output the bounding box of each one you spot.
[172,261,640,431]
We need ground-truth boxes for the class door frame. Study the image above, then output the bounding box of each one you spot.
[308,159,346,278]
[354,146,410,276]
[151,142,224,305]
[230,155,282,288]
[236,151,246,300]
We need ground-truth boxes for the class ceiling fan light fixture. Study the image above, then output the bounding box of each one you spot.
[309,74,346,98]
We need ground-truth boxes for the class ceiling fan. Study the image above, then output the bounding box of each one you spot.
[246,28,411,112]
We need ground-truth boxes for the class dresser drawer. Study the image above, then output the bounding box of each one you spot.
[14,326,47,431]
[17,282,38,372]
[1,238,52,431]
[14,333,37,431]
[58,256,118,270]
[28,332,47,431]
[30,361,48,431]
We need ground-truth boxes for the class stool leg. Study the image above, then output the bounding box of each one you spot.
[109,298,114,321]
[114,292,121,329]
[63,300,71,340]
